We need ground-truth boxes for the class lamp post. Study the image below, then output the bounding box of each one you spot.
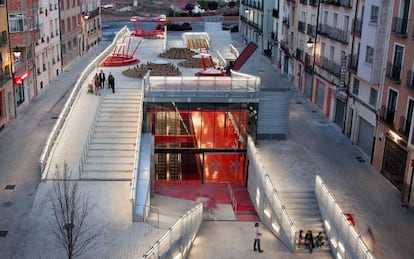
[311,1,321,73]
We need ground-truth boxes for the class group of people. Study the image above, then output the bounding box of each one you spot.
[298,230,325,253]
[93,70,115,95]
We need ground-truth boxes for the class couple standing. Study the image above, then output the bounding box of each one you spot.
[99,70,116,94]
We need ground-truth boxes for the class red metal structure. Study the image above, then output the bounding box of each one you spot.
[101,36,142,67]
[130,15,166,38]
[195,48,229,76]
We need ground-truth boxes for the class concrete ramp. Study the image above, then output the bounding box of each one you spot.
[232,42,258,70]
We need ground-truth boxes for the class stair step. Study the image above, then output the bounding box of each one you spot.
[89,142,136,149]
[83,163,133,171]
[86,157,134,163]
[87,150,135,157]
[93,132,137,138]
[91,137,136,144]
[94,127,137,133]
[81,171,132,180]
[96,122,138,127]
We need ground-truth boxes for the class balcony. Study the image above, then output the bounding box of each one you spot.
[272,9,279,18]
[391,17,409,37]
[271,32,278,43]
[322,0,352,8]
[0,31,7,48]
[398,116,411,139]
[240,16,261,31]
[295,48,304,60]
[309,0,318,7]
[0,67,11,86]
[380,105,395,127]
[37,68,41,75]
[280,40,291,56]
[241,0,263,10]
[315,55,341,77]
[405,70,414,90]
[43,64,47,72]
[348,54,358,73]
[351,18,362,37]
[318,24,349,44]
[386,62,402,83]
[300,0,308,4]
[307,24,316,37]
[298,21,306,33]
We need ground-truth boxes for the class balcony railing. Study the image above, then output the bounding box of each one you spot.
[398,116,411,139]
[283,17,290,27]
[348,54,358,73]
[0,67,12,86]
[307,24,316,37]
[298,21,306,33]
[322,0,352,8]
[309,0,318,7]
[391,17,409,37]
[272,9,279,18]
[351,18,362,37]
[280,40,291,55]
[241,0,263,10]
[386,62,402,83]
[240,16,261,31]
[380,105,395,127]
[300,0,308,4]
[315,55,341,77]
[295,48,304,60]
[271,32,278,43]
[405,70,414,90]
[318,24,349,44]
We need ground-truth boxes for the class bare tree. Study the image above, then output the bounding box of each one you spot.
[49,163,102,259]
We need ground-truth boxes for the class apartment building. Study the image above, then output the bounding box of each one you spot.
[81,0,101,53]
[8,0,40,107]
[35,0,61,92]
[373,0,414,206]
[345,0,391,161]
[240,0,274,55]
[0,0,15,130]
[59,0,82,68]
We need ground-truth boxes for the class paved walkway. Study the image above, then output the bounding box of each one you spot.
[0,24,413,259]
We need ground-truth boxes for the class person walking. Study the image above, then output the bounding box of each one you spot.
[99,70,106,89]
[94,73,101,96]
[253,222,264,253]
[108,72,115,93]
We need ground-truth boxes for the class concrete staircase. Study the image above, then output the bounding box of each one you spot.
[81,87,142,180]
[278,191,331,253]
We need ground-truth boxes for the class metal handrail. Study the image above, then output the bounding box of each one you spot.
[227,183,238,213]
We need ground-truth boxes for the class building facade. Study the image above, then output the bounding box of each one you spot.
[8,0,40,107]
[81,0,101,54]
[373,0,414,206]
[0,0,15,130]
[59,0,82,68]
[35,0,61,92]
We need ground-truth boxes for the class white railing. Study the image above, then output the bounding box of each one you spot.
[39,26,130,179]
[142,203,203,259]
[130,84,146,221]
[227,183,238,213]
[315,175,375,259]
[246,136,297,250]
[143,74,261,98]
[230,44,240,58]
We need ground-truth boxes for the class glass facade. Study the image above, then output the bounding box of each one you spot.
[144,102,257,184]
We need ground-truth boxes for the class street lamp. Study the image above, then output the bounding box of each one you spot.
[306,37,314,48]
[12,47,21,58]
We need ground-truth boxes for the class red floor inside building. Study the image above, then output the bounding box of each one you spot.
[153,109,258,220]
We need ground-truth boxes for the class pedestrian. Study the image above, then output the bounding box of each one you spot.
[94,73,101,96]
[253,222,264,253]
[315,232,325,247]
[108,72,115,93]
[305,230,314,253]
[297,229,304,247]
[99,70,106,88]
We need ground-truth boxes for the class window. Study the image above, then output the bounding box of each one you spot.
[9,13,27,32]
[61,20,65,34]
[72,16,76,29]
[370,6,379,24]
[62,43,66,55]
[68,40,72,50]
[73,38,77,47]
[369,88,378,106]
[352,78,359,95]
[366,46,374,64]
[67,18,71,32]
